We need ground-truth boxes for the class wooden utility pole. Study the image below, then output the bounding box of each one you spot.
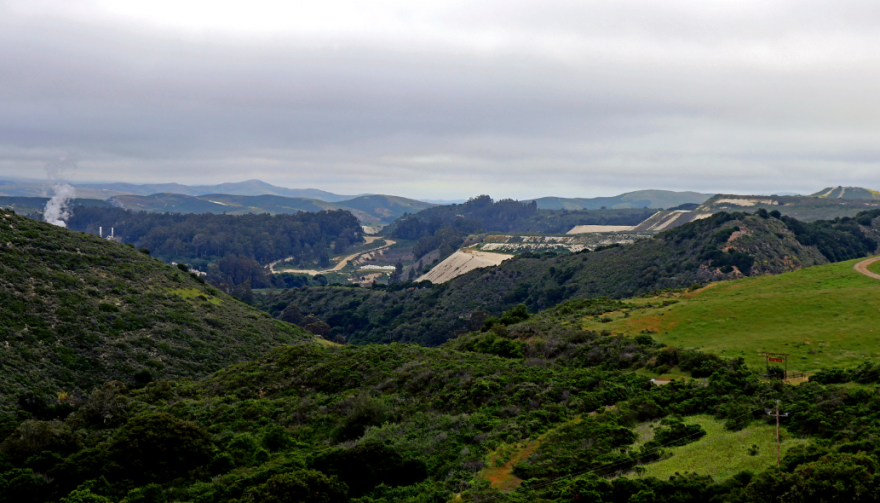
[767,400,789,467]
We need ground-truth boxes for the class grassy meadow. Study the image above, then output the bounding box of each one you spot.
[578,258,880,374]
[870,259,880,275]
[634,415,807,481]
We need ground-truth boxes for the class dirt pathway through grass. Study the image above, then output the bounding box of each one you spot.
[270,236,396,275]
[854,256,880,280]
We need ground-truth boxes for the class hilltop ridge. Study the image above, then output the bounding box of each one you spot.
[530,190,711,210]
[0,209,314,413]
[811,186,880,200]
[106,192,435,225]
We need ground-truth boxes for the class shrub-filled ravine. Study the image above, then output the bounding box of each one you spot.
[4,300,880,502]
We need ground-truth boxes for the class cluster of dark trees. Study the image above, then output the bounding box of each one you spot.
[389,195,537,262]
[390,195,536,236]
[777,208,880,262]
[66,207,363,268]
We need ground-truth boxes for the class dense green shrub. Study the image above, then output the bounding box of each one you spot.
[652,416,706,447]
[0,420,82,462]
[245,470,348,503]
[105,413,212,484]
[310,442,427,497]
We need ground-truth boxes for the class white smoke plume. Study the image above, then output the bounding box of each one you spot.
[44,183,76,228]
[43,155,78,228]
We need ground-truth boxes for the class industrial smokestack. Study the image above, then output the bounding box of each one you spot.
[42,155,78,228]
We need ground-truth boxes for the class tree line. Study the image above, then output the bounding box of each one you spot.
[66,207,363,269]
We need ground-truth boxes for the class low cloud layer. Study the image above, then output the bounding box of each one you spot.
[1,1,879,199]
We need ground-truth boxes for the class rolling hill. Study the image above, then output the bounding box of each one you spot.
[5,213,880,503]
[107,193,435,225]
[75,179,358,201]
[0,180,133,199]
[812,186,880,200]
[544,257,880,374]
[0,197,113,216]
[698,192,880,220]
[260,210,880,346]
[531,190,711,210]
[3,262,880,502]
[0,209,314,414]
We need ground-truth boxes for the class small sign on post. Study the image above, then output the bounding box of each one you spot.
[764,353,788,379]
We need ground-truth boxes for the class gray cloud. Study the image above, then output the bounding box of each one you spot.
[1,0,879,199]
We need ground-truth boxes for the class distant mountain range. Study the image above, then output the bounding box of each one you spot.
[0,178,357,202]
[107,193,436,225]
[77,179,359,202]
[530,190,712,210]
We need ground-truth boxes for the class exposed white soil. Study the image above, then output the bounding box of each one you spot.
[567,225,635,234]
[647,212,684,231]
[358,265,396,271]
[417,249,513,284]
[712,198,778,206]
[480,243,588,253]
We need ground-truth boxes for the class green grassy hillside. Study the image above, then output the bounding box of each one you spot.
[569,258,880,373]
[0,210,312,413]
[635,415,807,481]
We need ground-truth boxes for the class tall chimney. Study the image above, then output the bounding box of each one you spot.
[99,226,103,238]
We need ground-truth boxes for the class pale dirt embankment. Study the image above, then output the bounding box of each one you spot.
[566,225,634,234]
[417,249,513,284]
[270,236,396,276]
[854,256,880,280]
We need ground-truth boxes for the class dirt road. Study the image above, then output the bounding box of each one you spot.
[270,236,396,276]
[854,256,880,280]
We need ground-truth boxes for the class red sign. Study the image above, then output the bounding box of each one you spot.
[768,357,784,363]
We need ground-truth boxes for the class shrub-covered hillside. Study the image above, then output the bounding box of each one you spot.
[5,300,880,502]
[0,210,313,414]
[260,211,880,346]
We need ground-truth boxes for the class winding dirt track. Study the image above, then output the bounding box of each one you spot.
[854,256,880,280]
[270,236,396,276]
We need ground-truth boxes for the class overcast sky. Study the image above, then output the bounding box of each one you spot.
[2,0,880,199]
